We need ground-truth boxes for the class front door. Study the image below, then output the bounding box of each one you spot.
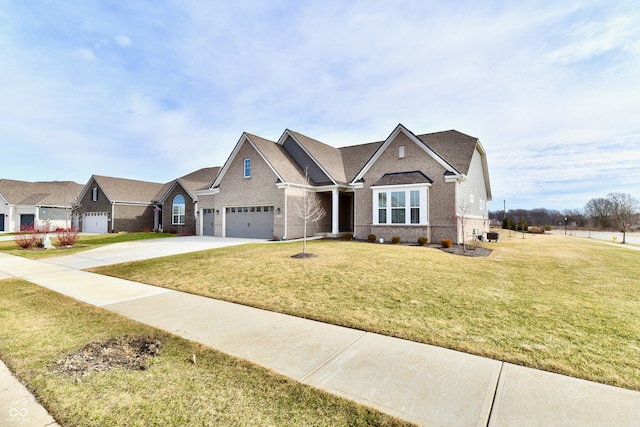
[20,214,35,230]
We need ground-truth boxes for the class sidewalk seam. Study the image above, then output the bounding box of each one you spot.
[485,361,504,427]
[299,331,368,383]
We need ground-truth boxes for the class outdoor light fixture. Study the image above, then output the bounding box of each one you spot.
[564,217,568,235]
[216,209,219,215]
[276,207,281,214]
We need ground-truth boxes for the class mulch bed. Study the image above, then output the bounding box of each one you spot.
[433,244,492,257]
[291,253,318,259]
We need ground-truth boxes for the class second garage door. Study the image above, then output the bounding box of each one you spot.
[83,212,108,233]
[225,206,274,239]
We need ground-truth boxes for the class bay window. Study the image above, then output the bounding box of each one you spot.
[373,185,429,225]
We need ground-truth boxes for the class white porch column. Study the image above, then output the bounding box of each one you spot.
[332,189,339,235]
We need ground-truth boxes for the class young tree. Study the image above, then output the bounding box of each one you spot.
[608,192,639,243]
[294,170,327,255]
[457,197,473,251]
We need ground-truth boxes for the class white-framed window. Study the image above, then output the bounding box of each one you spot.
[172,194,185,224]
[244,158,251,178]
[378,193,387,223]
[399,145,405,158]
[391,191,406,223]
[92,187,98,202]
[372,185,429,225]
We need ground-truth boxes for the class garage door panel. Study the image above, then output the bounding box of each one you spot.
[226,206,273,239]
[83,212,108,233]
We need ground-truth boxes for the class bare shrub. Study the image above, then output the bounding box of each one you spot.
[57,227,80,247]
[14,225,36,249]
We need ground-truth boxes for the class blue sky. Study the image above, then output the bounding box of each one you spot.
[1,0,638,210]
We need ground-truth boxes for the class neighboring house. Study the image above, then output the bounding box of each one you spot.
[75,175,167,233]
[196,123,491,244]
[75,168,220,234]
[0,179,83,232]
[153,167,220,235]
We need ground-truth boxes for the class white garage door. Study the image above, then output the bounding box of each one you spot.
[83,212,108,233]
[225,206,274,239]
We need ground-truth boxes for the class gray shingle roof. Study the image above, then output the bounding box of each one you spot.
[176,167,221,193]
[416,130,478,175]
[0,179,83,206]
[156,167,221,202]
[221,125,483,190]
[287,130,348,184]
[373,171,434,186]
[339,140,384,182]
[245,133,308,184]
[92,175,165,203]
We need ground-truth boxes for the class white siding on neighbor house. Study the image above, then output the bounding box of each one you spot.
[0,195,10,232]
[457,147,489,218]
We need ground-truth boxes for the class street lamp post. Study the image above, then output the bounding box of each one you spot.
[564,217,568,235]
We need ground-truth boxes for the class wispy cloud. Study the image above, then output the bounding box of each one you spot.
[114,35,132,47]
[0,0,638,208]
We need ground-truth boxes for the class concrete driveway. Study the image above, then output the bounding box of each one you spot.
[40,235,266,269]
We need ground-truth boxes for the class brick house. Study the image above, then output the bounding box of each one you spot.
[196,124,491,244]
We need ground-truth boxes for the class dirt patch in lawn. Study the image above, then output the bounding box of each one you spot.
[50,336,163,376]
[291,252,318,259]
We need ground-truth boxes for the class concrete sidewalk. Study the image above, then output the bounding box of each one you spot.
[0,360,59,426]
[1,238,640,426]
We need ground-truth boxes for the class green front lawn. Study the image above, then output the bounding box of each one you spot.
[92,234,640,391]
[0,279,410,426]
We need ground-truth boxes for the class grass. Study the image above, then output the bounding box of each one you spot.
[91,233,640,391]
[0,232,175,259]
[0,279,411,426]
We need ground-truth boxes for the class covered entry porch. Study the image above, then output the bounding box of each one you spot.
[315,188,354,237]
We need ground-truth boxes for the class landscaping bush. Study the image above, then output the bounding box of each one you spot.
[417,236,428,246]
[529,226,545,234]
[367,234,377,243]
[441,239,452,248]
[14,226,36,249]
[544,224,552,231]
[391,236,401,244]
[57,227,80,246]
[343,232,353,241]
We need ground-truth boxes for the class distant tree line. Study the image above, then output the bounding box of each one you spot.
[490,192,639,233]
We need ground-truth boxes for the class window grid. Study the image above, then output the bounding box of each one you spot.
[378,193,387,224]
[244,158,251,178]
[172,195,185,225]
[391,191,406,224]
[374,187,428,225]
[410,190,420,224]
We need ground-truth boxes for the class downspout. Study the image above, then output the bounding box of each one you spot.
[351,184,357,239]
[282,187,287,240]
[111,203,115,233]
